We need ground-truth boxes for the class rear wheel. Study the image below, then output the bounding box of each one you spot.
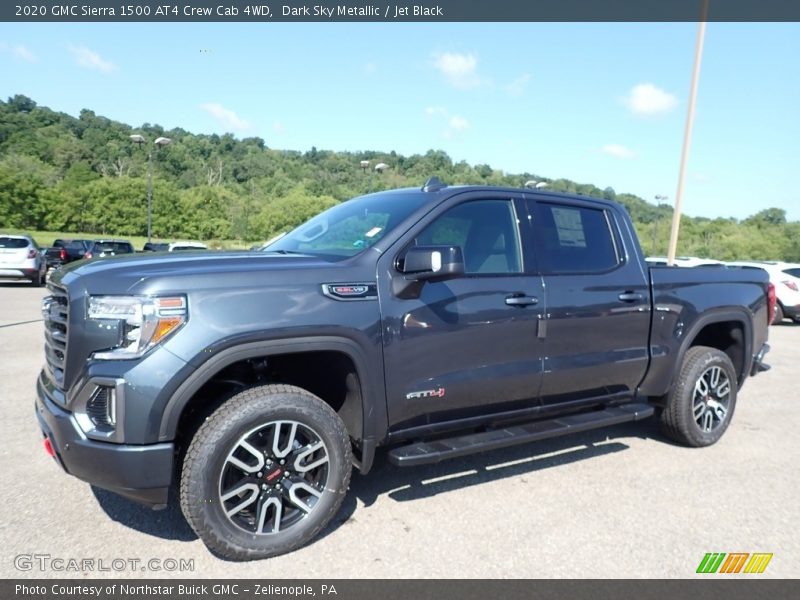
[660,346,737,447]
[180,384,352,560]
[30,270,42,287]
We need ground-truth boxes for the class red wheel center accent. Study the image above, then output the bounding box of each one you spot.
[265,468,283,482]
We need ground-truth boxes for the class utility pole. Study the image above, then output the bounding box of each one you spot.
[667,0,709,265]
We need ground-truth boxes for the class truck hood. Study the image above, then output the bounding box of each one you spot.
[52,251,353,295]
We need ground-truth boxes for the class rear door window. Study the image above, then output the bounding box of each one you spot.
[533,203,621,274]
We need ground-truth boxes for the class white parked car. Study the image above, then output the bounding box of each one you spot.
[0,234,47,286]
[726,261,800,324]
[646,256,724,267]
[168,241,208,252]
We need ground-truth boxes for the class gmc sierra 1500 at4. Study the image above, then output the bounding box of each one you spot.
[36,179,772,560]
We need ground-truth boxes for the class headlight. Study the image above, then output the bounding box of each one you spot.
[88,295,187,359]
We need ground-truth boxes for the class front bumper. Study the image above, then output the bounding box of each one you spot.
[35,375,174,508]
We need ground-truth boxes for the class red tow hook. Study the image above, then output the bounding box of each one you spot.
[43,437,56,458]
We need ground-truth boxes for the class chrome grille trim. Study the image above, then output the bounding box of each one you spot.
[43,282,69,392]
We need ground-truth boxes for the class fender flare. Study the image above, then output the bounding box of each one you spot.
[669,308,753,391]
[158,335,386,450]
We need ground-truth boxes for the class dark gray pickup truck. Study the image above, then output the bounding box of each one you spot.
[36,180,772,560]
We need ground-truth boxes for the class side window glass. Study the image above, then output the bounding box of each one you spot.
[536,203,620,273]
[416,200,522,274]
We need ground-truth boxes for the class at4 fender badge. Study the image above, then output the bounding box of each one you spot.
[321,283,377,301]
[406,387,446,400]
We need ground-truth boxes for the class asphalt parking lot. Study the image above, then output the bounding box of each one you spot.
[0,281,797,579]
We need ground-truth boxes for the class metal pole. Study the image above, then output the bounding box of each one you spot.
[667,0,709,266]
[146,150,153,242]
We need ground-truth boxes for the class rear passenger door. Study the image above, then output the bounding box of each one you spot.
[526,198,651,407]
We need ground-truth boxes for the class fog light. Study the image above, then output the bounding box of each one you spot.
[86,386,116,429]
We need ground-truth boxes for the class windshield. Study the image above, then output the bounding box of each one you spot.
[265,191,431,259]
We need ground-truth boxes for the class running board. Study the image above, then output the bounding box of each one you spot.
[388,403,654,467]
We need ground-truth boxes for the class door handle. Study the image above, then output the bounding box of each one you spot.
[618,291,644,303]
[505,294,539,307]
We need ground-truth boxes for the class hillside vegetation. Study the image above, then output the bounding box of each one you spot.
[1,94,797,260]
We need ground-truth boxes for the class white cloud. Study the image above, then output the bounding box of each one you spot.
[12,45,37,62]
[505,73,530,97]
[601,144,636,159]
[448,115,469,131]
[425,106,447,117]
[432,52,481,89]
[623,83,678,116]
[0,43,38,63]
[67,44,116,73]
[200,103,251,132]
[424,106,469,139]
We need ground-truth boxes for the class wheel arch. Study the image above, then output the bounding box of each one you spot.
[159,336,385,465]
[676,309,753,390]
[641,308,755,401]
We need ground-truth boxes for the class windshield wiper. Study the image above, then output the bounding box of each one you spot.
[263,249,310,256]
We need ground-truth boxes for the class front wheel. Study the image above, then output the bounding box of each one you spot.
[659,346,738,447]
[180,384,352,560]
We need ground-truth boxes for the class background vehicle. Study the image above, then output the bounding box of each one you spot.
[44,239,93,275]
[43,239,69,273]
[646,256,724,267]
[0,234,46,286]
[37,182,772,561]
[168,241,208,252]
[727,261,800,324]
[142,242,169,252]
[83,240,135,259]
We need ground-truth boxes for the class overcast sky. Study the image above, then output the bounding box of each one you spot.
[1,22,798,220]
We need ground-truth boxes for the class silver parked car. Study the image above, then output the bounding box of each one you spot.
[0,234,47,286]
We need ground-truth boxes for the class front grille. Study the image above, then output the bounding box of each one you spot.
[43,283,69,390]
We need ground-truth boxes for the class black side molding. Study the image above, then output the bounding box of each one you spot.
[388,403,654,467]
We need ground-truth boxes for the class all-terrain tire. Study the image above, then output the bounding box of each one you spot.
[180,384,352,560]
[659,346,738,447]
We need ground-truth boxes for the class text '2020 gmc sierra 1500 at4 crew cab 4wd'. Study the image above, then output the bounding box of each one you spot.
[36,179,772,560]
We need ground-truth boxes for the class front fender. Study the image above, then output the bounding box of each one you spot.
[158,335,387,449]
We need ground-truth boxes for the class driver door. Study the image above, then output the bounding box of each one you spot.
[377,195,546,432]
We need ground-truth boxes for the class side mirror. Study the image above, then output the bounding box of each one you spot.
[393,245,464,299]
[402,245,465,281]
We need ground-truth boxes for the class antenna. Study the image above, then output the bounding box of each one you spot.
[422,176,447,192]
